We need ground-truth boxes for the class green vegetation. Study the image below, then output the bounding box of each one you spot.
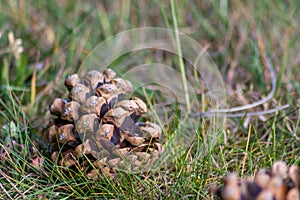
[0,0,299,199]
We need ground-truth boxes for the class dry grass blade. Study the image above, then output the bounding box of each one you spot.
[30,69,36,111]
[0,170,25,199]
[241,125,251,176]
[0,182,14,200]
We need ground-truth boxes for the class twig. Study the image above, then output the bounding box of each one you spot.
[208,54,277,113]
[192,104,290,117]
[192,37,289,118]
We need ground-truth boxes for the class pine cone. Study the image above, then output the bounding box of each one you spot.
[212,161,300,200]
[46,68,164,177]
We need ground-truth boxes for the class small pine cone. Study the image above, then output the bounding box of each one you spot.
[46,68,164,176]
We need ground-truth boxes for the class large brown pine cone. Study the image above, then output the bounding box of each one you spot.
[46,68,164,177]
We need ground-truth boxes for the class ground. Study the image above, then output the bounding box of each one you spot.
[0,0,299,199]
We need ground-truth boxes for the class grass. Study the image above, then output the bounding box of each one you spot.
[0,0,300,199]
